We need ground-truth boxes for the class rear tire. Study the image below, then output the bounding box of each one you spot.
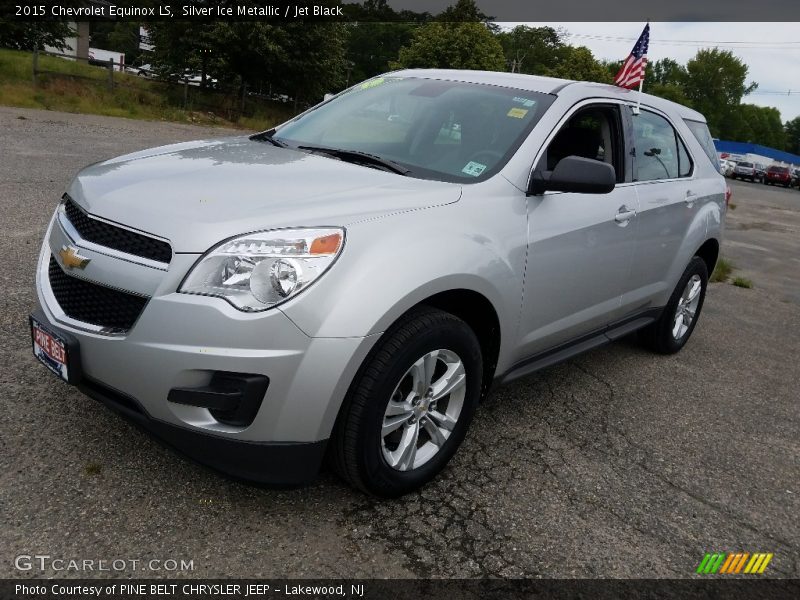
[641,257,708,354]
[330,307,482,497]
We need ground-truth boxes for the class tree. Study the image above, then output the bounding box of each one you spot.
[647,83,691,106]
[146,22,221,84]
[344,0,432,22]
[91,22,143,66]
[0,21,74,51]
[392,22,506,71]
[210,22,285,87]
[786,117,800,155]
[730,104,786,148]
[549,46,611,83]
[650,58,687,87]
[346,22,419,83]
[275,23,348,107]
[684,48,757,138]
[437,0,494,23]
[497,26,563,75]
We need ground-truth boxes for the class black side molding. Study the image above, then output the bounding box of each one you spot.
[496,308,663,387]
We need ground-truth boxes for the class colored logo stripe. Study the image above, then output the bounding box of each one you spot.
[697,552,773,574]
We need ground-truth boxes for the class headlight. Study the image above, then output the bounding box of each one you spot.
[179,228,344,312]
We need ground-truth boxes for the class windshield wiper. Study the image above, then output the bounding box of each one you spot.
[252,129,287,148]
[297,145,411,176]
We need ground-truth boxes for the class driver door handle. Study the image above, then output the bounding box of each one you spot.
[614,206,637,223]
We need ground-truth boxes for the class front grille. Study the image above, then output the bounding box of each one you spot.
[63,196,172,263]
[48,256,149,332]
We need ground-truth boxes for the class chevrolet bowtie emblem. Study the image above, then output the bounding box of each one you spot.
[59,245,91,270]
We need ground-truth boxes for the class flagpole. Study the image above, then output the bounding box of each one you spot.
[634,78,643,115]
[632,21,648,116]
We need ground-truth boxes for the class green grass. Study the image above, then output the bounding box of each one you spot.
[732,276,753,289]
[710,257,734,283]
[84,462,103,476]
[0,48,294,129]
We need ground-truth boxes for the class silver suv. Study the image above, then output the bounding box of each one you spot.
[732,161,757,182]
[31,70,725,496]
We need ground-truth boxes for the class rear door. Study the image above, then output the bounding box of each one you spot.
[624,107,698,308]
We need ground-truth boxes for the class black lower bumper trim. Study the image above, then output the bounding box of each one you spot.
[78,378,327,487]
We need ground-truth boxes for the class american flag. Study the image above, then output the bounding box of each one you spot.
[614,24,650,89]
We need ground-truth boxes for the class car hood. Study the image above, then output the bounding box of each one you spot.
[67,136,461,252]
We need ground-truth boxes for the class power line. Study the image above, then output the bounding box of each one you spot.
[564,33,800,50]
[747,90,800,96]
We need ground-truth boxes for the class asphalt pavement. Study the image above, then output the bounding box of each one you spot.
[1,107,797,579]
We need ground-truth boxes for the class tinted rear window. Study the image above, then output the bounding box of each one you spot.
[770,166,789,173]
[739,162,753,168]
[684,119,719,170]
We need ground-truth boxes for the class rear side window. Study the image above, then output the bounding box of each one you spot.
[684,119,720,170]
[633,110,693,181]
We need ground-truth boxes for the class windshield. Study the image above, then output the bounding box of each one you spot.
[272,77,554,183]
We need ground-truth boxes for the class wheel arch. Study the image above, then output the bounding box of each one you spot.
[694,237,720,276]
[327,287,503,443]
[417,289,501,399]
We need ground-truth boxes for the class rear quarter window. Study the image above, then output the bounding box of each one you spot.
[684,119,719,171]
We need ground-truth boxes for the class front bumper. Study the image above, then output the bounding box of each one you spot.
[33,215,379,485]
[78,373,327,486]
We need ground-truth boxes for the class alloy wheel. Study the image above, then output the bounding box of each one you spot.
[381,349,466,471]
[673,274,702,340]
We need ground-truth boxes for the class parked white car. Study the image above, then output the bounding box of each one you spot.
[719,159,736,177]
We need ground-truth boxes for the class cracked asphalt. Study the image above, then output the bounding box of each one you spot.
[1,107,798,579]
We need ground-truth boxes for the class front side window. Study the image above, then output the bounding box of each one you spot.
[633,110,693,181]
[537,104,625,182]
[273,77,554,183]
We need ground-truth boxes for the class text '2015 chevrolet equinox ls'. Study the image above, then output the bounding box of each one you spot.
[31,70,725,496]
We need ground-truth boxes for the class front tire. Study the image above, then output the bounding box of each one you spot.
[641,257,708,354]
[330,307,483,497]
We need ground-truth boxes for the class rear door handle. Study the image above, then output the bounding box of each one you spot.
[685,190,699,204]
[614,206,637,224]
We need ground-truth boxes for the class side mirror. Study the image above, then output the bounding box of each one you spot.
[528,155,616,195]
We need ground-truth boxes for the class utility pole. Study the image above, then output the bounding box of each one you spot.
[200,47,211,89]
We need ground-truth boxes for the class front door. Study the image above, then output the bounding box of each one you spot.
[515,102,639,360]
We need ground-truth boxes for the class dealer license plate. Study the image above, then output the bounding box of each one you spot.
[31,317,70,382]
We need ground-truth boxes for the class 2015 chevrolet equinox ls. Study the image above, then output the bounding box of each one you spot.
[31,70,725,496]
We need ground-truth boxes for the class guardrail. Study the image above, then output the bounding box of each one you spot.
[32,49,118,90]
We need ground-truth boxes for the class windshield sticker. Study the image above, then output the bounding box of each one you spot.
[462,161,487,177]
[513,96,536,107]
[507,107,529,119]
[360,77,385,90]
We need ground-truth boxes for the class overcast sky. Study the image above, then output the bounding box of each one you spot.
[502,22,800,122]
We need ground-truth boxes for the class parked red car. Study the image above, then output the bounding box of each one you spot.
[765,165,792,187]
